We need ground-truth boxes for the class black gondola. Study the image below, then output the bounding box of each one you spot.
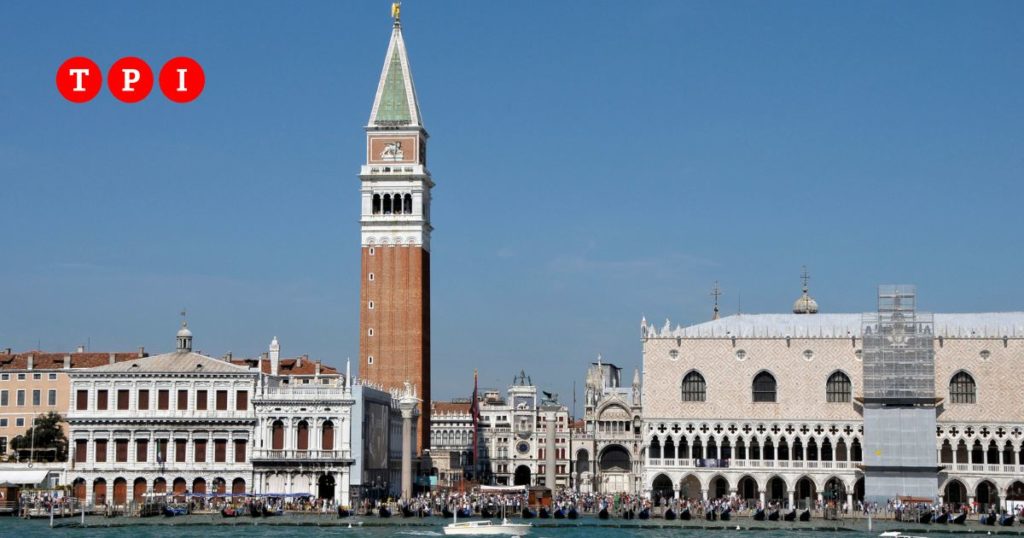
[799,510,810,522]
[539,507,550,519]
[625,509,636,520]
[481,506,495,519]
[784,509,796,521]
[933,511,948,524]
[980,513,995,525]
[442,507,454,518]
[401,506,414,517]
[705,509,717,521]
[918,511,932,524]
[521,507,536,519]
[768,509,780,521]
[457,508,472,519]
[753,509,765,521]
[639,507,650,520]
[337,507,351,518]
[248,503,261,517]
[378,506,392,518]
[262,506,282,517]
[951,512,967,524]
[665,508,677,521]
[553,508,565,519]
[598,507,609,520]
[1000,515,1015,526]
[680,507,690,520]
[567,507,579,520]
[721,508,731,521]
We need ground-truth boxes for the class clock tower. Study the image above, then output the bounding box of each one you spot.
[359,8,432,452]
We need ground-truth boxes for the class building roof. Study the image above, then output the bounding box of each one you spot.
[231,357,339,376]
[648,312,1024,339]
[432,401,471,415]
[368,20,422,127]
[83,351,254,374]
[0,351,143,371]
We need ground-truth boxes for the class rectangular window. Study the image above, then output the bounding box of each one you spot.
[115,440,128,462]
[0,437,6,453]
[235,390,248,411]
[1,390,7,406]
[234,440,246,463]
[75,440,87,463]
[214,440,226,462]
[0,419,6,427]
[33,373,41,380]
[215,390,227,411]
[117,389,129,410]
[156,440,168,463]
[196,390,208,410]
[138,389,149,410]
[17,374,25,380]
[194,440,207,463]
[96,390,108,410]
[158,390,169,410]
[0,374,7,380]
[176,390,187,410]
[76,389,87,410]
[16,390,25,406]
[175,439,186,463]
[95,439,108,463]
[48,373,57,380]
[32,389,41,406]
[136,439,148,462]
[15,417,24,427]
[48,389,56,406]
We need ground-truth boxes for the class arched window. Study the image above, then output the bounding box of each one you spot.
[950,371,976,404]
[681,371,706,402]
[383,194,392,215]
[826,371,852,403]
[403,194,413,214]
[372,194,381,215]
[271,420,284,450]
[752,372,777,403]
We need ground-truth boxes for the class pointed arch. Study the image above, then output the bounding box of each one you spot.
[681,370,707,402]
[949,370,976,404]
[826,370,852,403]
[752,371,777,402]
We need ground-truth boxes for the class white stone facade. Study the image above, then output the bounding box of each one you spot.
[640,311,1024,511]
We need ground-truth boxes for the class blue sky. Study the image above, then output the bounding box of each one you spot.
[1,1,1022,406]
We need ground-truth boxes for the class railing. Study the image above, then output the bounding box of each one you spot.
[250,449,352,461]
[645,458,866,471]
[262,387,352,399]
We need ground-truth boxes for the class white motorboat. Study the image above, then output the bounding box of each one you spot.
[443,517,532,536]
[879,532,928,538]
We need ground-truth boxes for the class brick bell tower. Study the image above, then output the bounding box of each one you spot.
[359,5,432,453]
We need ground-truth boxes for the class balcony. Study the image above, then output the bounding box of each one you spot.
[260,387,354,402]
[250,449,353,463]
[646,458,856,472]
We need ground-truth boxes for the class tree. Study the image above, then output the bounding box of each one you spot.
[11,412,68,462]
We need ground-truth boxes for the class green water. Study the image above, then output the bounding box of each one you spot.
[0,516,1004,538]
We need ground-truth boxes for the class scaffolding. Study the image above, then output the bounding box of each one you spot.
[861,285,935,402]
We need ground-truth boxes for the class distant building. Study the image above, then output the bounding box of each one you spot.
[572,358,643,494]
[428,399,473,488]
[0,347,144,458]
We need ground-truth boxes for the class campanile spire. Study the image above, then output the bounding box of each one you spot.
[358,5,433,453]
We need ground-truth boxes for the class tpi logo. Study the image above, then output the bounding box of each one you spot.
[56,56,205,104]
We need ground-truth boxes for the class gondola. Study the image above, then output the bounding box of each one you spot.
[638,507,650,520]
[457,507,472,519]
[521,507,536,519]
[665,508,677,521]
[917,511,933,524]
[705,509,717,521]
[783,509,796,521]
[768,509,780,521]
[401,505,415,517]
[481,506,496,519]
[567,507,579,520]
[553,507,565,519]
[623,508,634,520]
[951,512,967,524]
[753,508,765,521]
[248,503,262,517]
[418,507,431,517]
[980,513,996,525]
[720,507,731,521]
[262,506,283,517]
[221,507,241,518]
[799,510,810,522]
[1000,515,1015,526]
[932,511,948,524]
[164,505,187,517]
[598,507,609,520]
[337,506,351,518]
[442,507,454,519]
[378,506,392,518]
[539,507,550,519]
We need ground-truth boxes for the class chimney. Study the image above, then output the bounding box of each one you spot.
[27,354,34,370]
[315,361,321,377]
[76,345,85,353]
[108,353,116,365]
[223,351,233,361]
[3,348,10,355]
[63,354,71,369]
[297,354,306,370]
[137,346,146,358]
[269,337,280,376]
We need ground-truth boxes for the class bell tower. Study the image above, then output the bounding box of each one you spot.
[359,5,432,452]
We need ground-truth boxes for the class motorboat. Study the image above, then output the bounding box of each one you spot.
[443,518,532,536]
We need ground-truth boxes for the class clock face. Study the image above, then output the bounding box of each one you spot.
[516,441,530,455]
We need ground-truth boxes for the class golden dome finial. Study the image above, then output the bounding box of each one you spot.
[391,2,401,22]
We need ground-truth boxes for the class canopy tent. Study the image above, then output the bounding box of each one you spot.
[478,485,527,494]
[0,470,51,487]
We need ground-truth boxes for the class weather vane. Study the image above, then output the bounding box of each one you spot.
[801,265,811,291]
[711,281,722,320]
[392,2,401,22]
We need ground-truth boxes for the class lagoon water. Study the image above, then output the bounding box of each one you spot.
[1,515,1005,538]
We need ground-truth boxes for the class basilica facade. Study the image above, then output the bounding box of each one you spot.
[640,283,1024,512]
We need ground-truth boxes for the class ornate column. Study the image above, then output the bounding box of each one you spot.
[541,403,559,490]
[398,383,420,501]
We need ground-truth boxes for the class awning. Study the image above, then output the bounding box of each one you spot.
[0,470,51,486]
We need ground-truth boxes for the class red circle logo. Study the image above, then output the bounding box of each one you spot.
[56,57,102,103]
[159,57,205,103]
[107,57,154,103]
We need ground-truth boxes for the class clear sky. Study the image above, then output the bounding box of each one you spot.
[2,1,1022,408]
